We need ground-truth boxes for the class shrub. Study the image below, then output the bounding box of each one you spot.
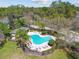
[48,39,54,46]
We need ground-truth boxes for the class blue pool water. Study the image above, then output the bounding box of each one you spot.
[31,35,52,44]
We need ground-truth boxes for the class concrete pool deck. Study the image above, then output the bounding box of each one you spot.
[27,32,56,52]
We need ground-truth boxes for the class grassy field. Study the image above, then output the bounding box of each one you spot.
[0,41,69,59]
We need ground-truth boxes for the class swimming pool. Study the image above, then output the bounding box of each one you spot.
[31,35,52,45]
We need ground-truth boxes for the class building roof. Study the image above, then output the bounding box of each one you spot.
[29,25,40,29]
[10,27,29,34]
[44,27,52,30]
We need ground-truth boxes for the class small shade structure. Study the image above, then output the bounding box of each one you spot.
[29,25,40,30]
[44,27,53,31]
[29,25,53,31]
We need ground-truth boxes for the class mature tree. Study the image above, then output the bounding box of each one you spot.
[16,29,29,41]
[14,18,26,28]
[16,29,29,47]
[0,23,11,38]
[50,1,76,18]
[0,5,26,18]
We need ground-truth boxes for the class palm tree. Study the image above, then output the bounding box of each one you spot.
[16,29,29,48]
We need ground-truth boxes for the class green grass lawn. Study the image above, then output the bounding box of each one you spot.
[0,41,70,59]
